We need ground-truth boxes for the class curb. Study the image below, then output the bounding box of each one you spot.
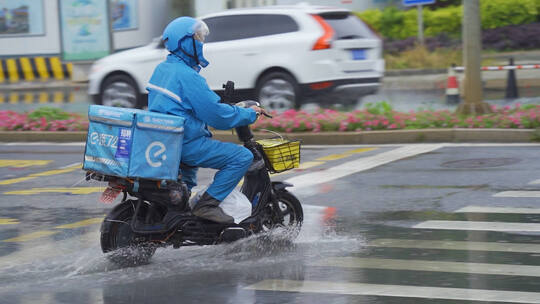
[0,129,537,144]
[385,68,447,77]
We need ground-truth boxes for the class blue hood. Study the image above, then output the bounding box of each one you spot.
[172,37,209,70]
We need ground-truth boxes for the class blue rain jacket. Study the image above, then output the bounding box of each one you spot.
[146,49,256,144]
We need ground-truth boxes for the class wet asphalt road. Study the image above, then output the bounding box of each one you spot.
[1,143,540,303]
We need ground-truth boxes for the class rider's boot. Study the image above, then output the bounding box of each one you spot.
[192,192,234,224]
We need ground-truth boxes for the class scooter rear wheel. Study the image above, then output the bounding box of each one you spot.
[101,201,159,266]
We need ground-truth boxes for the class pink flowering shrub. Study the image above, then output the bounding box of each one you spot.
[2,104,540,133]
[252,104,540,133]
[0,108,88,131]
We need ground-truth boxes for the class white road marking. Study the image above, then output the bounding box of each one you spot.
[245,279,540,303]
[310,257,540,277]
[285,144,443,190]
[528,179,540,185]
[494,191,540,198]
[413,220,540,232]
[455,206,540,214]
[369,238,540,253]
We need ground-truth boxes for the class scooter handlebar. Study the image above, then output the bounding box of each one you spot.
[235,100,273,118]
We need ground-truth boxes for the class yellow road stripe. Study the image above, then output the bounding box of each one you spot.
[0,160,52,168]
[0,218,19,225]
[3,231,59,242]
[0,95,4,104]
[6,59,19,83]
[35,57,49,81]
[270,161,324,177]
[55,217,104,229]
[0,163,81,185]
[316,147,376,161]
[19,57,35,81]
[50,57,64,80]
[4,187,102,195]
[0,60,5,83]
[39,92,48,103]
[316,154,350,161]
[23,92,34,104]
[53,91,64,103]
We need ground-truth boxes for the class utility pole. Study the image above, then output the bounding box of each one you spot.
[417,5,424,45]
[457,0,491,115]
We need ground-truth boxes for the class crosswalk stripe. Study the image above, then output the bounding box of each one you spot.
[286,145,443,190]
[455,206,540,214]
[245,279,540,303]
[369,238,540,253]
[413,220,540,232]
[494,191,540,198]
[310,257,540,277]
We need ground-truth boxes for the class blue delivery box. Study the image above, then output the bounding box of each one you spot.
[83,105,184,181]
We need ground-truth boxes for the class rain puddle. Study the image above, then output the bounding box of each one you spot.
[0,203,365,295]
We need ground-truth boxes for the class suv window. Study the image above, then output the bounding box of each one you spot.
[204,14,298,43]
[319,12,375,40]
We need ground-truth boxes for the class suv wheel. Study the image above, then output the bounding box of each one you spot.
[256,72,299,112]
[100,74,140,108]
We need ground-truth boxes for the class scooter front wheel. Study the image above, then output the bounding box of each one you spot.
[266,191,303,239]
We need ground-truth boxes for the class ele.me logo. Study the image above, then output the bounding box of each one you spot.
[145,142,167,168]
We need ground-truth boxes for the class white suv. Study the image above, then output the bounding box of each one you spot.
[88,4,384,111]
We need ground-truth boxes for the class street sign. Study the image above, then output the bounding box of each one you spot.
[403,0,435,6]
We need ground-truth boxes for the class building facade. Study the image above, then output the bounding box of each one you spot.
[0,0,171,59]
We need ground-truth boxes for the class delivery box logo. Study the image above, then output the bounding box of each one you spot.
[145,141,167,168]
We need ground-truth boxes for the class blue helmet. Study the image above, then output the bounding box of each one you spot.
[162,17,209,68]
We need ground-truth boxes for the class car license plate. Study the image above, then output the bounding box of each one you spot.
[351,49,366,60]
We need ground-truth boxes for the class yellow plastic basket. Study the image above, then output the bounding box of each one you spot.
[256,138,301,173]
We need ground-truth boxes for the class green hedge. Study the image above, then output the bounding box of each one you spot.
[356,0,539,40]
